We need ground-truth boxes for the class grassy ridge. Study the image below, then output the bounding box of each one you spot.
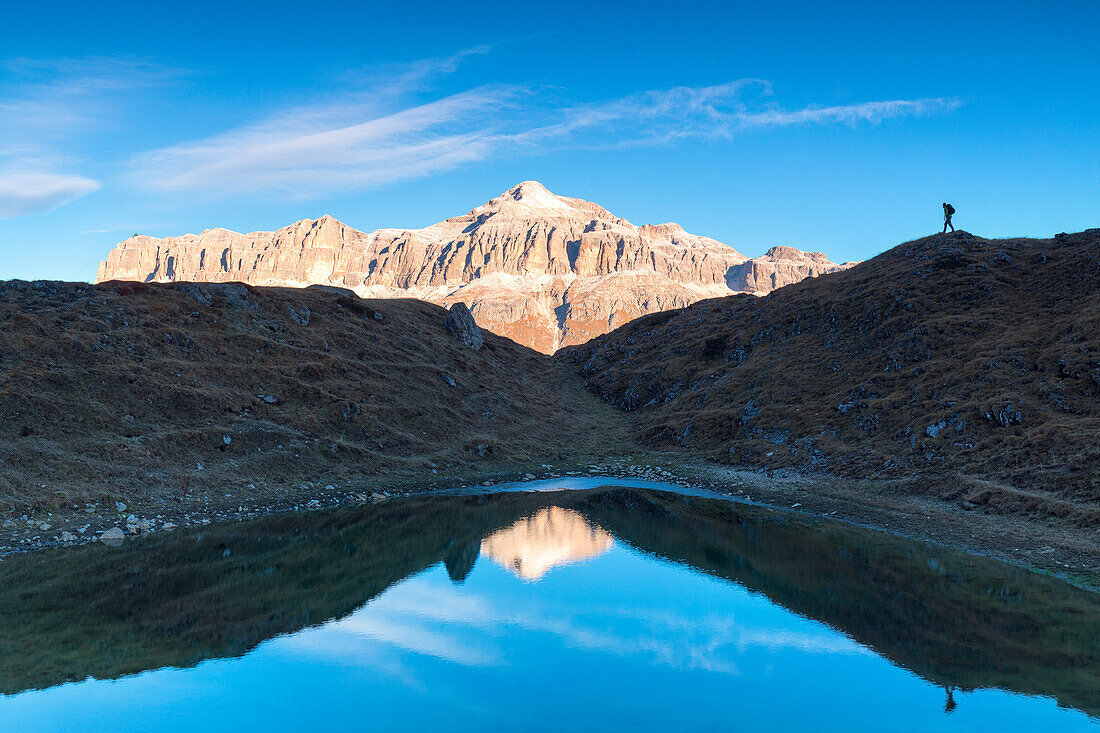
[567,230,1100,521]
[0,280,633,513]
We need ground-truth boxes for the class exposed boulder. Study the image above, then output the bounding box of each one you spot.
[99,527,126,545]
[444,303,484,351]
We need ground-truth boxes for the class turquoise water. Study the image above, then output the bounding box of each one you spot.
[0,486,1096,731]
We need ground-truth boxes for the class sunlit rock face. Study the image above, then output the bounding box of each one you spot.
[96,181,853,352]
[480,507,614,581]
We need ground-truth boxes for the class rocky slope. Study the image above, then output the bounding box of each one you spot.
[96,181,852,353]
[566,230,1100,521]
[0,279,632,513]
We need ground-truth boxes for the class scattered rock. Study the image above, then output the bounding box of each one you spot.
[341,402,361,422]
[212,283,258,310]
[99,527,126,546]
[161,522,177,531]
[444,303,483,350]
[287,303,311,326]
[983,404,1023,427]
[127,518,154,534]
[60,531,76,542]
[115,502,127,512]
[259,394,280,405]
[442,374,457,388]
[175,282,213,306]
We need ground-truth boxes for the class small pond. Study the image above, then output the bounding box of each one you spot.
[0,482,1096,731]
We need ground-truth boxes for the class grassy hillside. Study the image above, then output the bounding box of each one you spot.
[0,280,632,513]
[566,230,1100,522]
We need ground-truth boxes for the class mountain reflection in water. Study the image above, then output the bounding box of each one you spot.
[480,507,614,580]
[0,486,1096,731]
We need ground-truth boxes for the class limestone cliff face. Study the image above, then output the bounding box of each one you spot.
[725,246,847,294]
[96,181,853,352]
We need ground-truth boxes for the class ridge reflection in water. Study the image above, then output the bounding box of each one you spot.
[0,487,1096,731]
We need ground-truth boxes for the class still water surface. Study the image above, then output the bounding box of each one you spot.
[0,485,1096,731]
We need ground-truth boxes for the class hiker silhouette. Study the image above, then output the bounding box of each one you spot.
[942,202,956,233]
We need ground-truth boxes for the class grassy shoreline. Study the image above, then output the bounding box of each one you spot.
[2,453,1097,592]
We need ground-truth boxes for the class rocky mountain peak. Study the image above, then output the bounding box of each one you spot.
[473,180,579,218]
[96,182,855,352]
[507,179,558,203]
[763,245,827,261]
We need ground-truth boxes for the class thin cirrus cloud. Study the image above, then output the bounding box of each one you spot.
[131,74,961,200]
[134,86,518,196]
[509,80,962,148]
[2,52,962,211]
[0,56,181,219]
[0,172,102,218]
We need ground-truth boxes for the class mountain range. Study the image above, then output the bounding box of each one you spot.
[96,181,852,352]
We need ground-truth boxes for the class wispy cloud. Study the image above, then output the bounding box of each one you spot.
[0,172,101,218]
[278,569,872,683]
[514,81,961,147]
[0,50,963,215]
[736,97,963,129]
[0,57,179,218]
[130,70,960,199]
[135,87,517,196]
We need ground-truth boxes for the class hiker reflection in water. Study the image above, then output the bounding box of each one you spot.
[943,686,958,713]
[942,202,956,233]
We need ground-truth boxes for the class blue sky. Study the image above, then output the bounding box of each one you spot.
[1,0,1097,281]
